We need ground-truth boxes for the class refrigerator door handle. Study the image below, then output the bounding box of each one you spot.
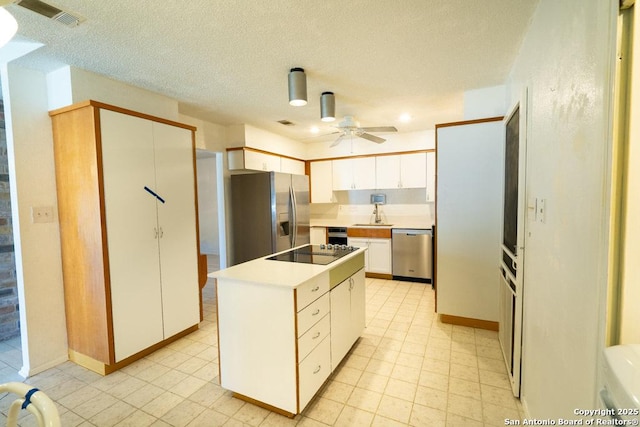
[290,185,297,248]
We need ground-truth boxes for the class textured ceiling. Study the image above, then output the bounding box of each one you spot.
[5,0,539,141]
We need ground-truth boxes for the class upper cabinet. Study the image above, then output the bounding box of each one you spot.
[375,153,426,189]
[310,160,334,203]
[228,148,305,175]
[332,157,376,191]
[308,150,435,202]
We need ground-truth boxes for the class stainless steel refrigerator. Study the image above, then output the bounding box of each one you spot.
[230,172,310,265]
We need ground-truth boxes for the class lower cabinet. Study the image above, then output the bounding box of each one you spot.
[330,269,366,364]
[216,256,365,416]
[348,237,392,275]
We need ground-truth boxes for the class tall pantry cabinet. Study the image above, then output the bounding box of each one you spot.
[50,100,201,374]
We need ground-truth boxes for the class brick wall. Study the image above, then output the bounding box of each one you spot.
[0,100,19,341]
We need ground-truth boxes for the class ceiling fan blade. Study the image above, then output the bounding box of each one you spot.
[330,134,345,147]
[359,126,397,133]
[358,132,386,144]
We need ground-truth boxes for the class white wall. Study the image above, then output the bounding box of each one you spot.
[196,156,219,255]
[1,63,68,376]
[464,85,507,120]
[507,0,616,417]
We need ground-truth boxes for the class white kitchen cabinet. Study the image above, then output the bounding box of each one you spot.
[214,251,365,416]
[50,100,200,374]
[426,151,436,202]
[310,160,334,203]
[244,149,281,171]
[436,118,503,323]
[228,148,306,175]
[281,156,306,175]
[310,226,327,245]
[332,157,376,190]
[348,236,392,275]
[376,153,427,189]
[330,268,366,365]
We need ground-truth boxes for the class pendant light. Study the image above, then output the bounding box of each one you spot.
[0,6,18,48]
[320,91,335,122]
[288,67,307,106]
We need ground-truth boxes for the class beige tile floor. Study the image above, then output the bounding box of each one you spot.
[0,268,523,426]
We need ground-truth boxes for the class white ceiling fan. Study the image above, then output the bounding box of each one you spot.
[330,116,397,147]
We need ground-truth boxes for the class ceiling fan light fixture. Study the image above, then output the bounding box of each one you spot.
[320,91,335,122]
[288,67,307,106]
[0,7,18,48]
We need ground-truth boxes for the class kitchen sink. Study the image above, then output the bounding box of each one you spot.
[352,223,393,227]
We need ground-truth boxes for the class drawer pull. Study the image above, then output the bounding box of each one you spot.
[311,286,320,292]
[312,331,321,339]
[312,309,320,316]
[313,365,322,374]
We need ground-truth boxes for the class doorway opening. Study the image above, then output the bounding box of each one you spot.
[0,89,22,383]
[196,149,227,274]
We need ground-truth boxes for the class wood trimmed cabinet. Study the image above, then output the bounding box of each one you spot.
[50,100,201,374]
[347,227,393,278]
[214,251,365,416]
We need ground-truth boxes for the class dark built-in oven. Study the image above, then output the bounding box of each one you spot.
[327,227,347,245]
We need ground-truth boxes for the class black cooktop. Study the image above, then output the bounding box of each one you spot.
[266,244,358,265]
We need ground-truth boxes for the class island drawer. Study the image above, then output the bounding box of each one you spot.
[297,293,329,337]
[298,314,330,362]
[298,335,331,411]
[296,272,329,311]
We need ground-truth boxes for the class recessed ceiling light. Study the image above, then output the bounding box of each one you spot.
[399,113,412,123]
[310,126,320,134]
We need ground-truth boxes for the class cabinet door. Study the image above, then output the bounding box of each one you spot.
[367,238,392,274]
[244,150,281,171]
[153,122,200,338]
[310,161,334,203]
[426,151,436,202]
[347,238,369,271]
[100,110,164,362]
[281,157,305,175]
[332,158,353,191]
[375,155,401,189]
[400,152,427,188]
[353,157,376,190]
[350,269,366,343]
[310,227,327,245]
[330,279,352,367]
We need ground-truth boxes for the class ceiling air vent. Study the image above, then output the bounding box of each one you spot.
[15,0,83,27]
[277,120,295,126]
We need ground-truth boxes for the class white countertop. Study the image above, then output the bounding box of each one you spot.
[209,246,366,288]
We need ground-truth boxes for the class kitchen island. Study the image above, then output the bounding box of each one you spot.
[209,245,366,417]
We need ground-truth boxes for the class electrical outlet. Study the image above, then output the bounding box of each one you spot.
[32,206,55,223]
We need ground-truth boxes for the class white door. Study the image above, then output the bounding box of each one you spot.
[332,158,353,190]
[375,155,401,189]
[367,239,392,274]
[352,157,376,189]
[153,122,200,338]
[310,161,334,203]
[330,279,352,367]
[399,152,427,188]
[347,238,369,271]
[100,110,164,362]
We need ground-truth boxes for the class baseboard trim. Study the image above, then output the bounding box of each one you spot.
[365,272,393,279]
[69,324,199,375]
[232,392,296,418]
[439,314,499,331]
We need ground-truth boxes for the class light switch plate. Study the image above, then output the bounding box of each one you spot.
[32,206,55,223]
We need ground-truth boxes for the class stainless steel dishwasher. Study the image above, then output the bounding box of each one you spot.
[392,228,432,282]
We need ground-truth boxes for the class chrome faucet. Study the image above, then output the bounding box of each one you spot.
[373,203,382,224]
